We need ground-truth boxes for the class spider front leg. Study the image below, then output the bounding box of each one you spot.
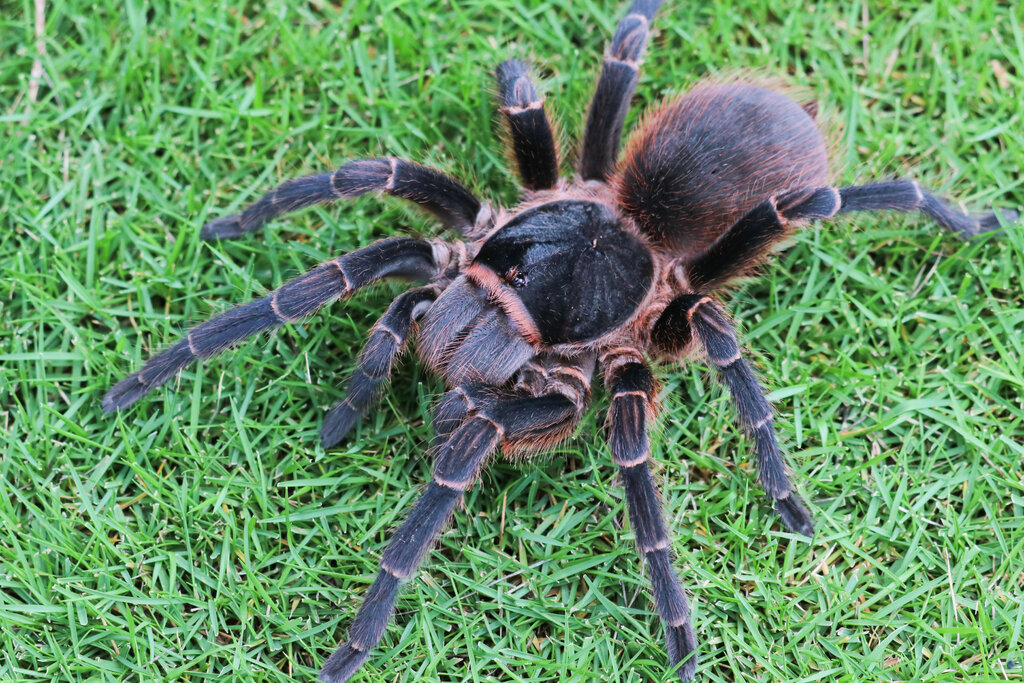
[579,0,664,181]
[103,237,447,412]
[320,285,438,449]
[496,60,559,191]
[320,362,590,683]
[652,297,814,536]
[605,356,697,680]
[201,157,485,240]
[686,182,1017,291]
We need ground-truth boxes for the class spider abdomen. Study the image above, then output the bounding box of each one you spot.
[616,82,828,259]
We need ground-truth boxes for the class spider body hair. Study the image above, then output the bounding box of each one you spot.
[617,82,829,259]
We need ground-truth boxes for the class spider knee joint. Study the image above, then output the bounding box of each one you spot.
[385,158,398,191]
[380,562,412,581]
[615,451,650,467]
[713,351,742,368]
[911,180,924,204]
[640,537,670,553]
[684,296,715,321]
[433,475,472,492]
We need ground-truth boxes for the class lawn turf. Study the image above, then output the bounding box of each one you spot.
[1,1,1023,681]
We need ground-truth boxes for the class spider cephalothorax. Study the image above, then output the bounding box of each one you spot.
[103,1,1016,681]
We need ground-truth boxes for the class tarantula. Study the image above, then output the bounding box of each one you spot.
[103,1,1016,680]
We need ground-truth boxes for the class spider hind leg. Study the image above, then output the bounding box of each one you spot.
[836,180,1018,238]
[684,179,1017,292]
[579,0,664,182]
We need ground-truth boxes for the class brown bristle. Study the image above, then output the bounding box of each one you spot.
[614,80,829,260]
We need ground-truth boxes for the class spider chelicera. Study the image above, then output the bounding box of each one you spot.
[103,1,1016,680]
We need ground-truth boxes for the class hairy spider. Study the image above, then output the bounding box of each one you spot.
[103,1,1016,680]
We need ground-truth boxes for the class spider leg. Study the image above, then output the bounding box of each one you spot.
[431,387,472,449]
[200,157,484,240]
[496,60,559,191]
[605,356,697,681]
[653,296,815,537]
[684,187,841,291]
[103,237,442,412]
[320,286,438,449]
[320,366,590,683]
[836,180,1018,236]
[579,0,664,182]
[686,182,1018,291]
[318,469,477,683]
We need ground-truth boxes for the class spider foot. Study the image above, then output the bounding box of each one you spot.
[320,401,360,449]
[103,340,195,412]
[774,493,814,538]
[666,621,698,682]
[101,373,149,412]
[200,214,247,240]
[318,642,370,683]
[975,207,1019,236]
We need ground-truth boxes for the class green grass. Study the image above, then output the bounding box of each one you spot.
[2,0,1023,681]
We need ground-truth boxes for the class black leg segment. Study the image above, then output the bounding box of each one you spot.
[685,179,1016,293]
[103,238,440,413]
[837,180,1017,238]
[496,60,559,191]
[320,379,588,683]
[319,479,467,683]
[684,187,841,291]
[321,413,500,683]
[681,296,814,536]
[201,157,482,240]
[320,286,438,449]
[579,0,664,181]
[431,387,472,450]
[606,359,697,681]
